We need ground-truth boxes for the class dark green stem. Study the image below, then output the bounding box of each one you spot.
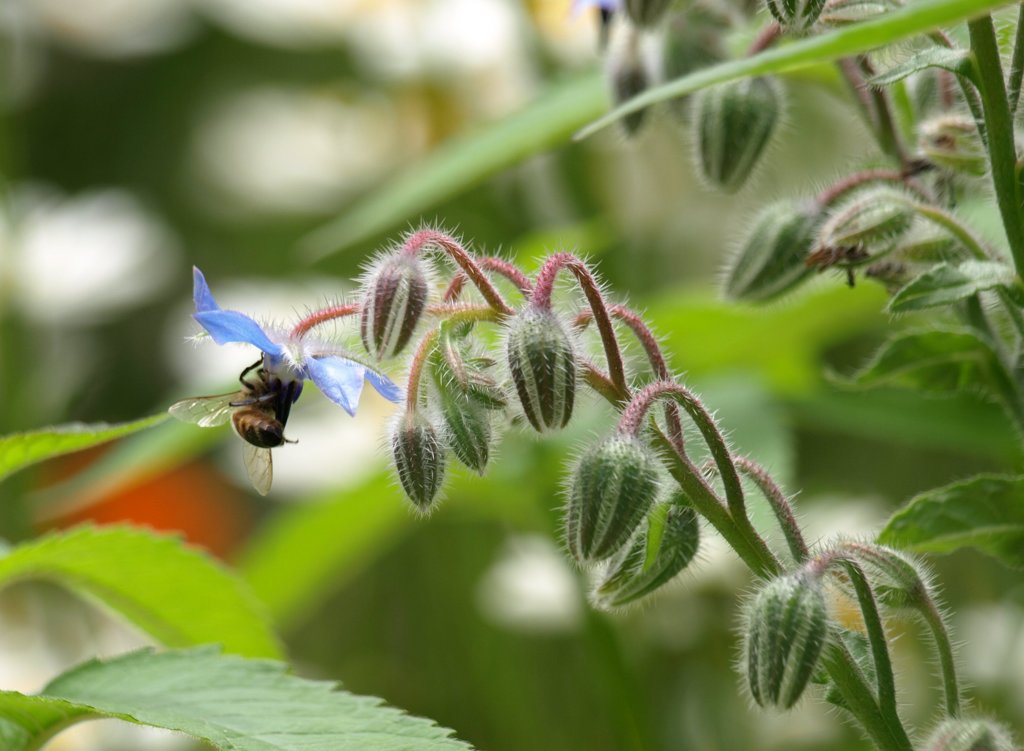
[1008,3,1024,115]
[968,16,1024,274]
[919,596,962,717]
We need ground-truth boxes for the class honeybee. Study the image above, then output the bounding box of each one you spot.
[169,360,300,495]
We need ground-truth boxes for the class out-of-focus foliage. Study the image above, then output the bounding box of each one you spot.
[2,1,1023,750]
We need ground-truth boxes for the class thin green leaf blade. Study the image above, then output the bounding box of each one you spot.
[0,525,283,659]
[878,474,1024,568]
[0,647,472,751]
[576,0,1010,139]
[869,47,972,85]
[0,414,168,483]
[841,328,999,394]
[888,261,1015,312]
[301,74,606,259]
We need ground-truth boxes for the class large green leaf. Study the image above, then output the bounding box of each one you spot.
[878,474,1024,568]
[0,647,472,751]
[0,526,282,659]
[841,328,1001,394]
[887,261,1016,312]
[301,74,605,259]
[576,0,1011,139]
[0,414,168,484]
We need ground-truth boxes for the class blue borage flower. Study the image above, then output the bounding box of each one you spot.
[572,0,620,14]
[191,266,402,413]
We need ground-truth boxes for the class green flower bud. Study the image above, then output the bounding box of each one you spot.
[592,500,700,609]
[391,413,446,512]
[923,719,1018,751]
[360,255,429,360]
[724,200,822,302]
[818,0,898,27]
[433,362,493,474]
[607,23,653,135]
[766,0,827,30]
[919,116,987,177]
[566,434,661,564]
[694,77,781,193]
[818,187,914,250]
[624,0,672,28]
[438,333,507,411]
[745,572,830,709]
[505,306,576,433]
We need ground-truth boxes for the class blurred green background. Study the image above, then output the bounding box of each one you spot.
[1,1,1022,749]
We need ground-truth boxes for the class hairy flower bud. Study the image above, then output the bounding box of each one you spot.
[433,364,492,474]
[566,434,661,564]
[391,413,446,512]
[505,306,576,433]
[592,500,700,609]
[623,0,672,27]
[745,572,830,709]
[360,255,429,360]
[819,0,898,27]
[923,719,1018,751]
[766,0,827,30]
[693,77,781,193]
[607,22,654,135]
[919,116,987,177]
[818,187,914,250]
[724,200,821,301]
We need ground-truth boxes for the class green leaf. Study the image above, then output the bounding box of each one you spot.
[0,647,472,751]
[869,47,973,86]
[887,261,1016,312]
[878,474,1024,568]
[301,74,605,259]
[841,328,1001,394]
[0,525,282,659]
[576,0,1010,139]
[0,413,168,484]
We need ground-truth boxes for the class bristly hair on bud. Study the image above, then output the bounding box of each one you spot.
[723,199,822,302]
[816,186,914,251]
[360,252,430,360]
[922,718,1019,751]
[693,76,782,193]
[744,570,830,709]
[565,434,661,564]
[504,305,577,433]
[390,411,447,513]
[766,0,827,31]
[592,498,700,609]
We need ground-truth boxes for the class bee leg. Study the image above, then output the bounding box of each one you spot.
[238,359,263,387]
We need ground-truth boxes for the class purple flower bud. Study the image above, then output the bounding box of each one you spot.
[566,434,661,564]
[391,413,446,512]
[745,572,830,709]
[505,306,577,433]
[360,255,429,360]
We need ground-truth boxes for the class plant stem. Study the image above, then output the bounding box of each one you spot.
[1009,3,1024,115]
[734,458,809,563]
[968,16,1024,275]
[919,595,962,717]
[910,203,992,260]
[403,229,514,316]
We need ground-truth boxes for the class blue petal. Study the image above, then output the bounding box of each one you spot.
[305,356,366,416]
[194,310,284,357]
[192,267,220,313]
[365,369,403,404]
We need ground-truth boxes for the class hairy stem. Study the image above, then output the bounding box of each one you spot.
[533,252,627,392]
[291,303,359,339]
[734,458,809,563]
[1009,3,1024,115]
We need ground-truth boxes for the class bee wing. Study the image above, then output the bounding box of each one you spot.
[242,443,273,496]
[168,393,238,428]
